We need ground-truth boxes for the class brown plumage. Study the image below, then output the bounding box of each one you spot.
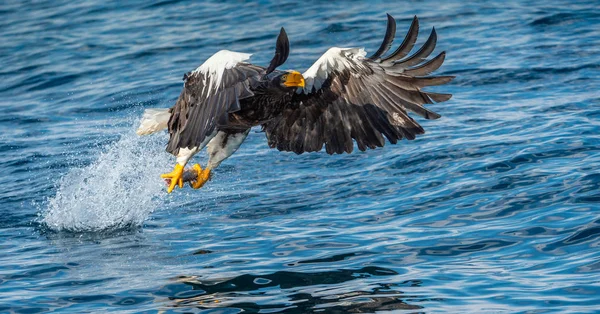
[164,15,453,157]
[262,15,454,154]
[138,14,454,193]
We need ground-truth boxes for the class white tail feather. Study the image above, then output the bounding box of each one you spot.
[136,108,171,135]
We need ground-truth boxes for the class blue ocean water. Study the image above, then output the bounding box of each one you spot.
[1,0,600,312]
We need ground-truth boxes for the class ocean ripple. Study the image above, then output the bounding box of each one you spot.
[0,0,599,313]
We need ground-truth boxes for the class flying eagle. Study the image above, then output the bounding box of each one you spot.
[137,14,454,193]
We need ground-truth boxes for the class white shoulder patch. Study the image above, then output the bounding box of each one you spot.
[193,50,252,92]
[302,47,366,94]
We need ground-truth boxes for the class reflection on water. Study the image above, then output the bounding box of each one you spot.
[164,267,424,313]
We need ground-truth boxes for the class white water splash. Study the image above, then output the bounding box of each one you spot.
[42,130,171,232]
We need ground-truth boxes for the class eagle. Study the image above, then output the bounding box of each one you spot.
[137,14,454,193]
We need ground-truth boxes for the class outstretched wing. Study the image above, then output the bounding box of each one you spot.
[166,50,264,155]
[167,28,291,155]
[263,15,454,155]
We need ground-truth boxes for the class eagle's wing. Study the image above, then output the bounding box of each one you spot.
[263,15,454,155]
[167,28,290,155]
[166,50,265,155]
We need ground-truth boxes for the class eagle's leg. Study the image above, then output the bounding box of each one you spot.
[161,163,184,193]
[161,147,199,193]
[189,164,211,189]
[189,128,250,190]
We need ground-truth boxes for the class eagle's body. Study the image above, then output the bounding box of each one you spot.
[137,15,454,193]
[226,71,296,130]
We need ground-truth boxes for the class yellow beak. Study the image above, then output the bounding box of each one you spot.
[283,71,305,88]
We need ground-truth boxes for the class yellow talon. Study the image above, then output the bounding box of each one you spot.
[189,164,211,189]
[161,164,184,193]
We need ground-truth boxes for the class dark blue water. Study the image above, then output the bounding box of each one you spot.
[2,0,600,312]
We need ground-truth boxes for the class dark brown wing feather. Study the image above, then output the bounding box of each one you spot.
[266,28,290,74]
[166,63,264,155]
[263,15,454,155]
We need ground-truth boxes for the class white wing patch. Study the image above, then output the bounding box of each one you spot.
[302,47,367,94]
[193,50,252,93]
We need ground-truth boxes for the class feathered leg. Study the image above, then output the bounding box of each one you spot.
[162,131,217,193]
[190,128,250,189]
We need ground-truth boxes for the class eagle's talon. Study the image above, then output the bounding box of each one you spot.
[161,164,185,193]
[189,164,211,189]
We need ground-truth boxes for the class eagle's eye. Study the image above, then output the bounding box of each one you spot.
[281,74,288,80]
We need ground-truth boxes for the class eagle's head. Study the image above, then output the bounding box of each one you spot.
[277,71,305,89]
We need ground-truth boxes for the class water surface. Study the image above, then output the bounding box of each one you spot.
[1,0,600,312]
